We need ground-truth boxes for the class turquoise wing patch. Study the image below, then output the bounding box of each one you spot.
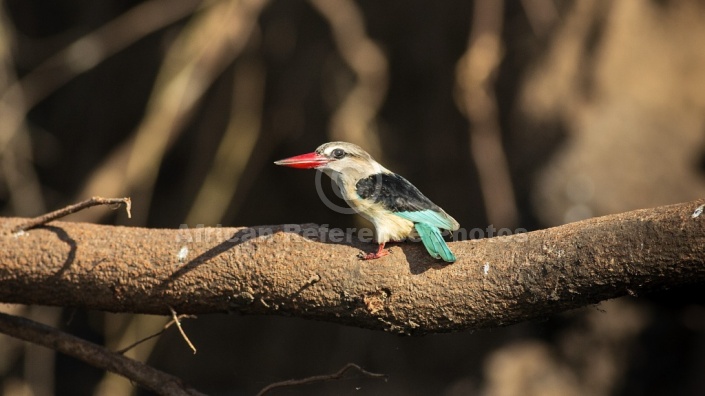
[414,222,456,263]
[395,209,457,230]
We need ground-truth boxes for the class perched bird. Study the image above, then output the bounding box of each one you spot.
[275,142,459,262]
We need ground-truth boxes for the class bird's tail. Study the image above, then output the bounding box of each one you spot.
[414,223,456,263]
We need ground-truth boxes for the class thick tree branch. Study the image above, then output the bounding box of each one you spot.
[1,200,704,335]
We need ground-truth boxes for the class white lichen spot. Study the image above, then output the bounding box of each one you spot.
[692,204,704,219]
[177,246,189,262]
[483,262,490,275]
[12,230,26,238]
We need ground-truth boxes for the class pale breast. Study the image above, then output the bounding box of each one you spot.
[348,198,415,243]
[332,170,415,243]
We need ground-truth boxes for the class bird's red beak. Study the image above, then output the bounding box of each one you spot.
[274,152,331,169]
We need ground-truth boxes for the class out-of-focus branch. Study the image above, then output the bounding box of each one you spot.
[0,311,205,396]
[185,58,266,225]
[0,0,206,156]
[456,0,518,228]
[0,0,204,220]
[519,0,603,122]
[74,0,269,224]
[309,0,388,159]
[1,200,704,335]
[520,0,559,37]
[0,6,46,217]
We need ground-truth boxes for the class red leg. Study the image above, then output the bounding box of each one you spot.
[362,242,390,260]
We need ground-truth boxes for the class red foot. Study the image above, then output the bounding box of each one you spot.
[361,243,390,260]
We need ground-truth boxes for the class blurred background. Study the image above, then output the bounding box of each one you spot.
[0,0,704,395]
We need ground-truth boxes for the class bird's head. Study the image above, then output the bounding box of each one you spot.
[274,142,384,179]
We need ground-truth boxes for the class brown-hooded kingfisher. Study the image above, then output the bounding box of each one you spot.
[275,142,459,262]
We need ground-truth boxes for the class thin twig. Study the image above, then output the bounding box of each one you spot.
[12,196,131,233]
[257,363,387,396]
[169,306,197,354]
[115,329,165,356]
[0,311,205,396]
[115,313,197,355]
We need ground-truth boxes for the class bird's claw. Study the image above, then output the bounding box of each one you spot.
[359,248,391,260]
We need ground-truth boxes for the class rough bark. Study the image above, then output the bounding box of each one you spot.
[1,200,704,335]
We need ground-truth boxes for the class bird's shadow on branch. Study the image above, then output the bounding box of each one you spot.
[163,224,444,288]
[164,224,345,282]
[164,225,298,283]
[393,243,453,275]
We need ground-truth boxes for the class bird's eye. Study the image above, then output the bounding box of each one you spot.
[331,148,346,159]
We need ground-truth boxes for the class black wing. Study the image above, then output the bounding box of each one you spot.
[355,173,441,213]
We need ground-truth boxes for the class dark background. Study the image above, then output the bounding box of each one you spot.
[1,0,704,395]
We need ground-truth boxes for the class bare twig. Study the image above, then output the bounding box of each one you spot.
[12,196,131,233]
[257,362,387,396]
[115,330,164,356]
[115,312,197,355]
[169,306,197,354]
[0,311,205,396]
